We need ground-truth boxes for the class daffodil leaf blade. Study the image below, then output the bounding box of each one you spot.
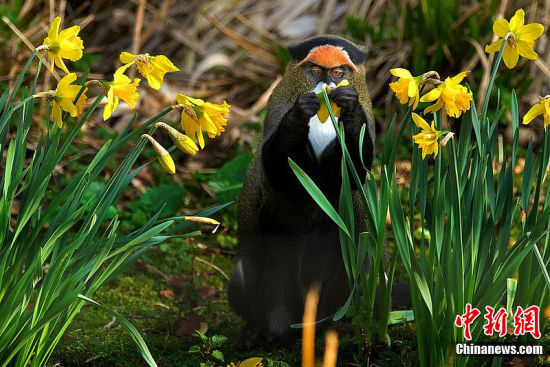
[288,158,350,238]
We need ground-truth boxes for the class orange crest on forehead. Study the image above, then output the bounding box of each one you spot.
[297,45,357,70]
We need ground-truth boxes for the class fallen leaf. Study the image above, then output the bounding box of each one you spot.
[160,289,174,299]
[175,313,208,336]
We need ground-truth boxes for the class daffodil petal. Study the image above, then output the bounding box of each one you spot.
[412,113,431,130]
[58,25,80,39]
[510,9,525,32]
[502,44,519,69]
[57,72,77,90]
[120,52,137,64]
[516,40,538,60]
[52,102,63,128]
[451,71,469,83]
[412,94,419,110]
[493,18,510,37]
[518,23,545,42]
[390,68,413,79]
[485,39,505,53]
[152,55,180,72]
[197,128,205,149]
[407,79,419,98]
[317,103,329,122]
[424,99,444,115]
[523,102,544,125]
[48,16,61,40]
[176,93,187,105]
[146,70,164,90]
[59,98,78,117]
[420,88,441,103]
[55,54,70,74]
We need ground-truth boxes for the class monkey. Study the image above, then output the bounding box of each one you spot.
[227,35,376,347]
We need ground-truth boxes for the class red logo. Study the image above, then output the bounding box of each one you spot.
[455,303,481,340]
[483,307,508,337]
[455,304,541,340]
[513,306,540,339]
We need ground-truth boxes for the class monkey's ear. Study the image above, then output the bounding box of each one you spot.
[287,35,368,66]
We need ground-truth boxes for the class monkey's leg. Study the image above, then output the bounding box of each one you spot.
[229,237,302,347]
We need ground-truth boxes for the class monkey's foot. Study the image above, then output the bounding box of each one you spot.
[240,324,261,350]
[266,330,297,348]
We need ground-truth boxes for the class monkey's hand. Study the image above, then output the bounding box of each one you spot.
[330,86,358,116]
[291,92,320,121]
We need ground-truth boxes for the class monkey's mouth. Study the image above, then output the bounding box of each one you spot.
[311,81,336,94]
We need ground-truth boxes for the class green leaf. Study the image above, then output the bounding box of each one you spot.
[288,158,350,238]
[388,310,414,325]
[212,349,224,361]
[188,345,202,353]
[211,335,228,346]
[78,295,157,367]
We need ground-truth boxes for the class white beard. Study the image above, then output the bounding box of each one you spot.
[308,82,337,157]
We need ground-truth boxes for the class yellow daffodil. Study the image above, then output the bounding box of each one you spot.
[155,122,199,155]
[485,9,545,69]
[38,72,87,128]
[119,52,180,90]
[316,80,349,123]
[175,94,230,149]
[390,68,422,110]
[522,96,550,129]
[142,134,175,174]
[41,16,84,74]
[420,71,472,118]
[411,113,442,159]
[103,64,141,120]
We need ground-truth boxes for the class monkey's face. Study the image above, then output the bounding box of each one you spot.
[302,62,350,87]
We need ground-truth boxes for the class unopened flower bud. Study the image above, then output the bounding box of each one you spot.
[141,134,176,174]
[184,216,221,233]
[440,131,455,147]
[155,122,199,155]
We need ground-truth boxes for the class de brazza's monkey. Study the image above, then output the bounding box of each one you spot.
[228,35,375,346]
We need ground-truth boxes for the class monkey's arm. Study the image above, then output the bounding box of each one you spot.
[329,86,374,183]
[261,93,319,192]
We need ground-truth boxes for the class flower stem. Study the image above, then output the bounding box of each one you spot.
[480,41,505,129]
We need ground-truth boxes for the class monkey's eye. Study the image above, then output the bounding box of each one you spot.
[331,68,344,77]
[312,67,323,77]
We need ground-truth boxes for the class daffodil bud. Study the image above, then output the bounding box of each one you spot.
[440,131,455,147]
[141,134,176,174]
[155,122,199,155]
[414,226,431,242]
[183,216,221,233]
